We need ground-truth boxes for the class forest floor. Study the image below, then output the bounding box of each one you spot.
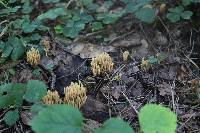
[0,1,200,133]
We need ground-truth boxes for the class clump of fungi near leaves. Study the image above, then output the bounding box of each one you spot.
[42,82,87,109]
[42,90,62,105]
[91,52,114,76]
[41,39,50,56]
[26,47,40,66]
[64,82,87,109]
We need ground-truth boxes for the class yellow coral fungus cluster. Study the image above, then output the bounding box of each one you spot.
[122,51,129,61]
[140,58,150,71]
[26,47,40,66]
[64,82,87,108]
[91,52,114,76]
[42,90,62,105]
[41,39,50,56]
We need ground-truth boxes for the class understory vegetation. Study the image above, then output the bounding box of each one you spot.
[0,0,200,133]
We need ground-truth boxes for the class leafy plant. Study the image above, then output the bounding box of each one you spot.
[1,37,25,61]
[167,6,193,22]
[95,118,135,133]
[30,104,135,133]
[139,104,177,133]
[24,80,47,103]
[3,109,19,126]
[31,105,83,133]
[30,103,177,133]
[167,0,194,22]
[0,80,47,126]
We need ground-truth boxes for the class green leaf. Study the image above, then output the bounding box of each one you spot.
[24,80,47,103]
[135,7,155,23]
[0,41,5,50]
[37,8,67,20]
[8,37,25,61]
[22,16,37,33]
[81,0,99,11]
[95,118,135,133]
[92,22,103,31]
[22,0,33,14]
[148,56,158,64]
[1,44,13,58]
[182,0,192,6]
[30,33,42,41]
[181,11,193,19]
[0,83,26,109]
[31,103,46,115]
[42,0,60,3]
[168,6,184,13]
[96,12,122,24]
[125,3,140,13]
[45,63,54,71]
[0,83,13,94]
[63,20,85,38]
[32,68,41,77]
[3,109,19,126]
[167,13,181,22]
[30,105,83,133]
[74,11,94,23]
[54,25,63,34]
[139,104,177,133]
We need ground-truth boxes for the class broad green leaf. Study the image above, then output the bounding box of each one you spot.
[3,109,19,126]
[54,25,63,34]
[95,118,135,133]
[148,56,158,64]
[181,11,193,19]
[0,83,26,109]
[81,0,99,11]
[37,8,66,20]
[42,0,60,3]
[0,41,5,50]
[12,19,23,29]
[1,44,13,58]
[8,68,16,75]
[167,13,181,22]
[30,33,42,41]
[22,16,37,33]
[24,80,47,103]
[45,63,54,71]
[92,22,103,31]
[139,104,177,133]
[168,6,184,14]
[0,83,13,94]
[125,3,140,13]
[32,68,41,77]
[30,105,83,133]
[63,20,85,38]
[22,0,33,14]
[9,0,17,3]
[135,7,155,23]
[96,12,122,24]
[182,0,192,6]
[75,11,94,23]
[8,37,25,61]
[31,103,46,115]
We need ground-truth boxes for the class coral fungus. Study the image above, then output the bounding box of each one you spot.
[26,47,40,66]
[91,52,114,76]
[64,82,87,108]
[42,90,62,105]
